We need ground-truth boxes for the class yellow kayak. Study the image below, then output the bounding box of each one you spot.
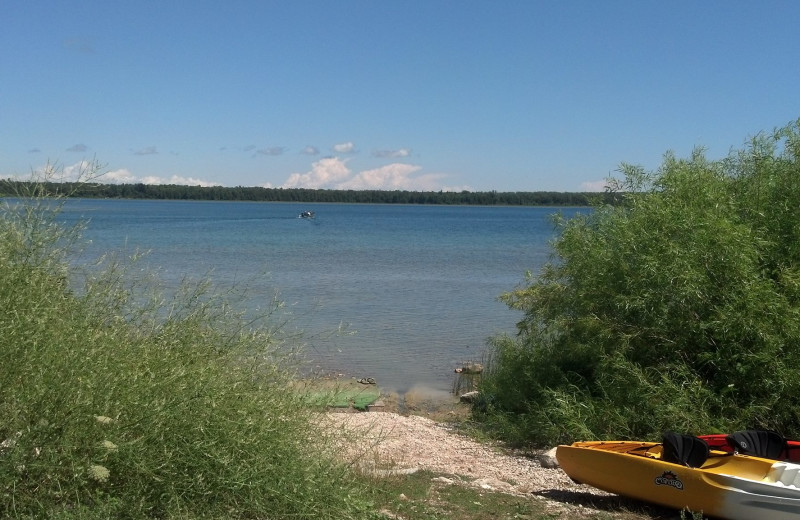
[556,433,800,520]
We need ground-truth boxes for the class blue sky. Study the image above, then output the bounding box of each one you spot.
[2,1,799,192]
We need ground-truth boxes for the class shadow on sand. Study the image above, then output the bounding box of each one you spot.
[534,488,688,519]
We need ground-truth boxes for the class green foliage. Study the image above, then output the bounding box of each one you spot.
[0,174,376,518]
[477,119,800,447]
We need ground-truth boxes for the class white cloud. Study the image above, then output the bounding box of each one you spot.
[282,159,469,191]
[579,180,609,192]
[301,145,319,155]
[37,162,215,187]
[337,163,425,190]
[372,148,411,159]
[139,175,221,187]
[332,141,356,154]
[61,160,95,181]
[19,160,103,182]
[103,168,138,183]
[282,157,352,189]
[66,143,88,152]
[98,166,220,187]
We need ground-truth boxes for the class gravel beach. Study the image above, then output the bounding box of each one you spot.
[322,411,645,518]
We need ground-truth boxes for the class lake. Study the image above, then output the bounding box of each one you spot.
[59,199,581,396]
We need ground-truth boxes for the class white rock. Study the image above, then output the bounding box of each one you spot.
[537,447,560,469]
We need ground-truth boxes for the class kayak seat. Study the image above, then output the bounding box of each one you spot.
[661,432,710,468]
[727,430,788,460]
[766,462,800,488]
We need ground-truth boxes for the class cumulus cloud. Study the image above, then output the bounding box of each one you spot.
[282,157,352,189]
[580,180,609,192]
[133,146,158,155]
[96,165,220,187]
[56,162,84,181]
[33,160,102,182]
[282,158,468,191]
[332,141,356,154]
[16,160,216,187]
[67,143,88,152]
[372,148,411,159]
[256,146,286,156]
[139,175,221,187]
[301,145,319,155]
[340,164,470,191]
[103,168,138,184]
[337,163,425,190]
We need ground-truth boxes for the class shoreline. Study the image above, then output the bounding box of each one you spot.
[296,373,474,421]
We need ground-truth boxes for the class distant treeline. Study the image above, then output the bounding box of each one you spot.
[0,180,618,206]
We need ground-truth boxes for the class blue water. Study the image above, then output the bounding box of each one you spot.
[58,199,581,395]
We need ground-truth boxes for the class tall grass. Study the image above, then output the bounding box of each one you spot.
[0,178,376,518]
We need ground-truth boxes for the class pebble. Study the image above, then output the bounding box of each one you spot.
[322,412,607,498]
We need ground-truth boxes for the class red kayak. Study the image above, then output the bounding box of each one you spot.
[700,430,800,462]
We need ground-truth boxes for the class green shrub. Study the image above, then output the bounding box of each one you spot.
[477,119,800,447]
[0,175,376,518]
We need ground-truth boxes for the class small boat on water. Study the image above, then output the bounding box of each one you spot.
[299,210,315,219]
[557,432,800,520]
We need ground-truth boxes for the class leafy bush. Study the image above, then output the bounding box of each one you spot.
[477,119,800,447]
[0,173,376,518]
